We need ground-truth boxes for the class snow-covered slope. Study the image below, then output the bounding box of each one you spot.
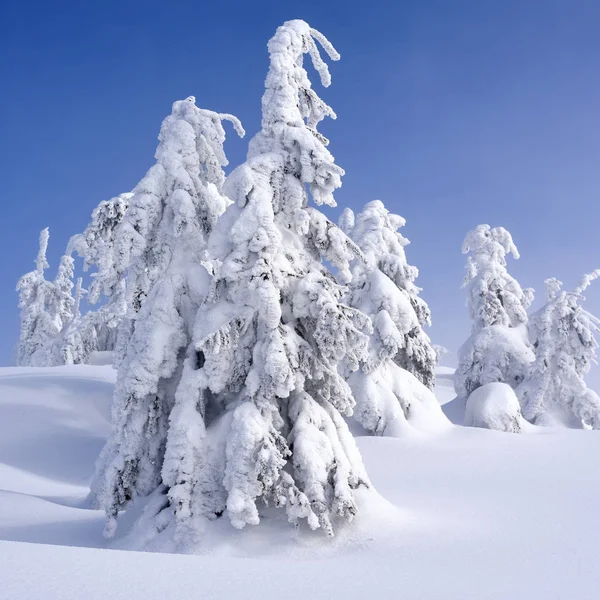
[1,365,599,599]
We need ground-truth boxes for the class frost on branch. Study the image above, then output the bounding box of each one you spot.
[518,273,600,429]
[182,19,369,538]
[340,201,444,436]
[455,225,534,401]
[91,97,243,540]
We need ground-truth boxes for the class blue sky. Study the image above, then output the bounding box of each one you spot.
[1,0,600,381]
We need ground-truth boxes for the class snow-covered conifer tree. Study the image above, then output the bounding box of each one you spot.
[52,277,98,366]
[344,201,436,386]
[51,254,76,330]
[38,252,80,366]
[179,19,371,538]
[93,96,244,539]
[455,225,534,401]
[518,273,600,428]
[340,201,444,435]
[433,344,449,366]
[96,21,370,546]
[16,228,61,366]
[68,193,131,359]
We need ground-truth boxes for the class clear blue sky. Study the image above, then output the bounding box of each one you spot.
[1,1,600,381]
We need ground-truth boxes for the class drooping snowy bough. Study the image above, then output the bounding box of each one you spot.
[341,201,444,436]
[92,96,244,540]
[455,225,534,402]
[517,273,600,429]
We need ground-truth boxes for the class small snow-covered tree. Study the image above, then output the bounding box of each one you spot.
[341,201,443,435]
[51,254,76,329]
[455,225,534,401]
[433,344,450,366]
[68,192,131,360]
[93,96,244,539]
[518,273,600,428]
[16,228,61,366]
[39,252,80,366]
[178,20,370,538]
[52,277,99,366]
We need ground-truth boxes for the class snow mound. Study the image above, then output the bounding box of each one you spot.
[350,364,451,439]
[464,382,524,433]
[387,366,451,435]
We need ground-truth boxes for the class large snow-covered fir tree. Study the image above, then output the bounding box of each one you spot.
[340,201,444,435]
[517,273,600,428]
[92,96,244,539]
[96,20,371,546]
[16,228,61,366]
[455,225,534,401]
[183,19,370,538]
[68,192,131,360]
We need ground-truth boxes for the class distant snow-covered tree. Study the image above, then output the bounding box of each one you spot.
[455,225,534,401]
[52,277,99,366]
[341,201,442,435]
[16,228,60,366]
[51,254,76,330]
[92,96,244,540]
[68,192,131,359]
[432,344,450,366]
[39,252,80,366]
[518,273,600,429]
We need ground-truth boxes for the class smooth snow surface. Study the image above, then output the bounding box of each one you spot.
[1,365,599,599]
[434,365,456,406]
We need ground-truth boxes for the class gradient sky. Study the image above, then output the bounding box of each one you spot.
[1,0,599,384]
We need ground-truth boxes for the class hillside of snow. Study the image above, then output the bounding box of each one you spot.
[1,365,600,599]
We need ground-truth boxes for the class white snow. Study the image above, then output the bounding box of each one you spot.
[464,382,525,432]
[1,364,600,598]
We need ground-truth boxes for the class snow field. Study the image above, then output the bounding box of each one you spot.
[1,365,599,599]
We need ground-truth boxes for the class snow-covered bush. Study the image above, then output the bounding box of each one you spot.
[16,229,62,366]
[455,225,534,401]
[464,382,524,433]
[518,273,600,429]
[341,201,442,435]
[92,95,244,539]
